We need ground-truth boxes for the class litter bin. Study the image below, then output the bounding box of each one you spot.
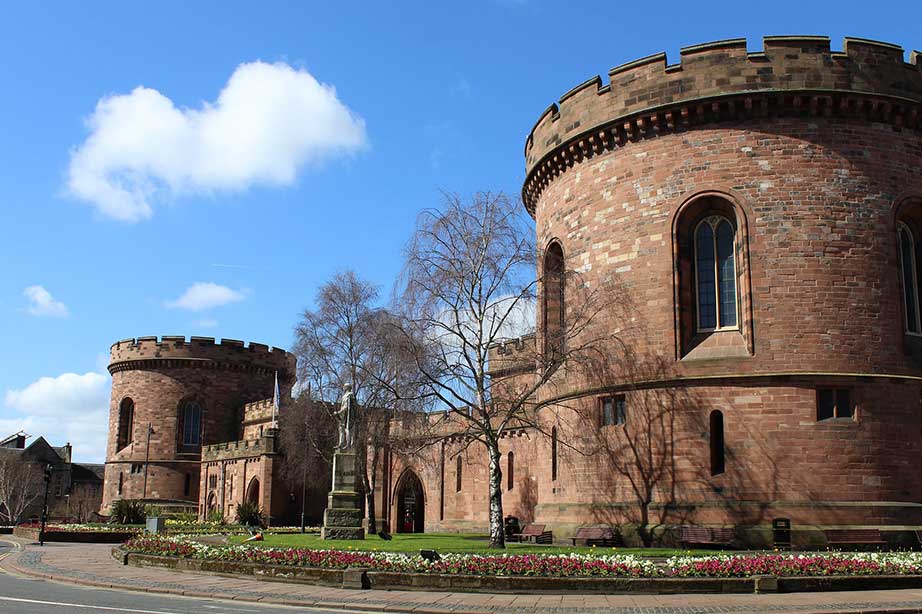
[772,518,791,550]
[146,516,165,534]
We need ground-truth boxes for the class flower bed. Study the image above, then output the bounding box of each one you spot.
[124,536,922,580]
[124,535,657,577]
[668,553,922,578]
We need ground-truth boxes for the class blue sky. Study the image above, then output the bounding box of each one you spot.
[1,0,918,462]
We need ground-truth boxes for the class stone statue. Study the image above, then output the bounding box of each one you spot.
[335,383,358,451]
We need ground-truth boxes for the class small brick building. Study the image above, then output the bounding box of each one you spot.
[374,35,922,547]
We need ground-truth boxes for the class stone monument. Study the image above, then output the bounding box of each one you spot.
[321,383,364,540]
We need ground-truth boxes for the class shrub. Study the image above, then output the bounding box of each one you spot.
[207,509,225,525]
[109,499,146,525]
[234,501,264,528]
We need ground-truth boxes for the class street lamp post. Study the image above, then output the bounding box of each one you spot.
[39,464,52,547]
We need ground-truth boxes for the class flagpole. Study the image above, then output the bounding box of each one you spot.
[272,371,279,428]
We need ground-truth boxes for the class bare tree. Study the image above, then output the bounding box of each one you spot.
[293,271,425,533]
[0,455,42,525]
[396,192,619,548]
[276,392,336,529]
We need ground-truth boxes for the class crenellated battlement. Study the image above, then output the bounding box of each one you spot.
[201,434,276,461]
[243,398,275,423]
[487,333,536,377]
[523,36,922,213]
[108,336,295,380]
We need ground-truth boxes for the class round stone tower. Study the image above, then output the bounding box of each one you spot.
[101,336,295,513]
[525,36,922,540]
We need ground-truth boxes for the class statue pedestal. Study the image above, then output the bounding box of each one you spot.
[321,451,365,540]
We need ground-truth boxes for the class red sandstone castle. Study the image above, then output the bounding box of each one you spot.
[103,36,922,546]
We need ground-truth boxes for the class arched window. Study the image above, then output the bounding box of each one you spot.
[507,451,514,491]
[695,216,738,330]
[179,401,203,448]
[709,410,725,476]
[116,398,134,451]
[543,242,565,356]
[455,455,462,492]
[898,222,922,334]
[551,427,558,482]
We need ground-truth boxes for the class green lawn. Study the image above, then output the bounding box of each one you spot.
[228,532,722,557]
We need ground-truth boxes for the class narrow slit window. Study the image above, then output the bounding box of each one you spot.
[551,427,558,482]
[543,242,566,356]
[455,455,462,492]
[898,223,921,334]
[507,451,514,491]
[709,410,725,476]
[117,398,134,452]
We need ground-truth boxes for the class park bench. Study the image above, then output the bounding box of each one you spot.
[679,525,735,549]
[825,528,886,550]
[513,523,553,544]
[571,527,619,547]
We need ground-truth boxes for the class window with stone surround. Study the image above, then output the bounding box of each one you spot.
[116,398,134,452]
[600,395,626,427]
[455,455,462,492]
[817,388,853,421]
[675,194,752,360]
[178,400,203,449]
[898,221,922,334]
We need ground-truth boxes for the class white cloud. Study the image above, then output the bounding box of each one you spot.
[23,285,69,318]
[194,318,219,328]
[166,282,245,311]
[3,371,110,463]
[67,61,367,222]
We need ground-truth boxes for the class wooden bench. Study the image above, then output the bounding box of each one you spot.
[679,526,735,549]
[513,523,553,544]
[825,529,887,550]
[571,527,619,547]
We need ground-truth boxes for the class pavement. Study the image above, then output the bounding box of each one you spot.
[6,538,922,613]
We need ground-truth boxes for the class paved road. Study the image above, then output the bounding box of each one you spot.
[0,543,365,614]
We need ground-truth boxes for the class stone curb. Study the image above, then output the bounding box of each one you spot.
[121,548,922,596]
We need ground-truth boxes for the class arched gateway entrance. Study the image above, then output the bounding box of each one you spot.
[395,470,425,533]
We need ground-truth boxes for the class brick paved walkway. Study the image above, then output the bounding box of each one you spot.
[5,539,922,613]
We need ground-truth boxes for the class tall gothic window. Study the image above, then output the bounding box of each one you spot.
[695,216,738,330]
[179,401,202,448]
[898,222,922,334]
[116,398,134,451]
[543,242,565,356]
